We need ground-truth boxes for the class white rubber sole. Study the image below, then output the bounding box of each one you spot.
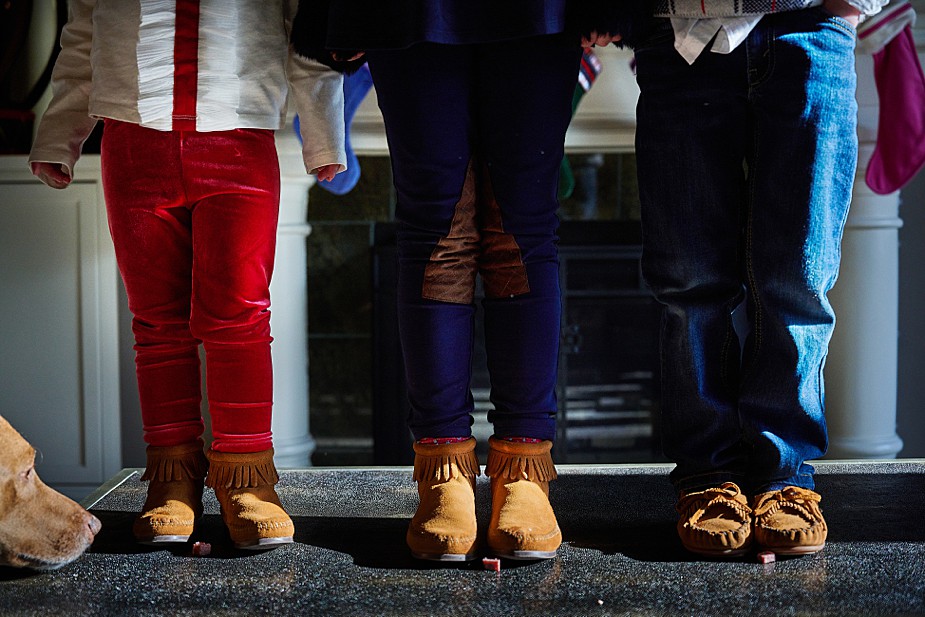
[494,550,558,561]
[235,536,294,550]
[411,551,478,562]
[138,534,192,545]
[765,543,825,556]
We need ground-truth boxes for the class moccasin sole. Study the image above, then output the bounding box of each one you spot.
[411,550,478,562]
[136,534,192,545]
[234,535,294,550]
[684,545,750,558]
[760,542,825,556]
[494,549,558,560]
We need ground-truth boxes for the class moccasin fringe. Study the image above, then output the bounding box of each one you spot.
[485,438,558,482]
[412,442,480,482]
[753,486,822,517]
[205,449,280,489]
[676,482,752,519]
[140,442,208,482]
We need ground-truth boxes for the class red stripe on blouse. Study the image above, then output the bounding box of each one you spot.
[172,0,200,131]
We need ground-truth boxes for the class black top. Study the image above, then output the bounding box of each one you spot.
[291,0,656,72]
[309,0,569,49]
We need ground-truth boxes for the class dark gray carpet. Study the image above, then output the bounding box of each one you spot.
[1,461,923,616]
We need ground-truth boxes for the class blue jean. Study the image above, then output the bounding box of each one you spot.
[634,8,859,493]
[367,35,581,441]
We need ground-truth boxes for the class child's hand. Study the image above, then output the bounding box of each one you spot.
[314,164,339,183]
[581,31,622,48]
[31,162,71,189]
[823,0,861,27]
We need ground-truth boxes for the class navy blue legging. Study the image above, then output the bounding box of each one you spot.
[367,34,581,441]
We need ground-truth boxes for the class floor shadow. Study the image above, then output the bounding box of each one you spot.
[563,520,693,562]
[84,469,925,567]
[0,566,46,582]
[88,511,265,560]
[293,515,546,571]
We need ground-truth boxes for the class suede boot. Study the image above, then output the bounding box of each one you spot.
[485,437,562,560]
[205,448,294,550]
[133,441,208,544]
[406,438,481,561]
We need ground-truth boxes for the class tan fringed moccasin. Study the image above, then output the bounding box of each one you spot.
[676,482,753,557]
[406,438,481,562]
[206,448,294,550]
[485,437,561,560]
[752,486,827,555]
[133,441,208,544]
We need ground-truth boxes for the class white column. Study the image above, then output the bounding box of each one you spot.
[269,130,316,467]
[825,53,904,459]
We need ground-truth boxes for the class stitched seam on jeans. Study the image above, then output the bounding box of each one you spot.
[743,132,762,380]
[829,20,857,37]
[815,7,858,37]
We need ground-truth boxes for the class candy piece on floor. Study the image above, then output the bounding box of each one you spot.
[483,557,501,572]
[757,551,776,564]
[192,542,212,557]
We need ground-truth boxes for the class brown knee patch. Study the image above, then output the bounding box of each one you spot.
[478,167,530,299]
[422,160,481,304]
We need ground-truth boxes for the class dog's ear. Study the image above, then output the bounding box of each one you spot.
[0,445,35,519]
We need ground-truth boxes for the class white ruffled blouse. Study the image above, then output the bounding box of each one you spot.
[29,0,345,177]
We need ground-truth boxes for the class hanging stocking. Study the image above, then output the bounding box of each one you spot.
[858,2,925,194]
[559,48,603,200]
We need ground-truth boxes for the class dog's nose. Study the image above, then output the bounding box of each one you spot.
[86,512,102,537]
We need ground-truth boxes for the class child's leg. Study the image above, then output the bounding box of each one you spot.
[182,127,292,549]
[366,45,480,442]
[182,129,280,455]
[475,33,581,443]
[101,120,208,544]
[473,34,580,560]
[367,45,481,562]
[739,7,859,492]
[101,120,204,449]
[634,20,752,494]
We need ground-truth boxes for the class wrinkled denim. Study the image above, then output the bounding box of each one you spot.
[634,8,859,493]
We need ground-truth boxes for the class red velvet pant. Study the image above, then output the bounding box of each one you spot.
[101,120,280,452]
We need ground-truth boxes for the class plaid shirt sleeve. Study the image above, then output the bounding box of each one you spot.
[657,0,889,17]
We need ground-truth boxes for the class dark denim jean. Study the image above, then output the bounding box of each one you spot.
[634,8,859,493]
